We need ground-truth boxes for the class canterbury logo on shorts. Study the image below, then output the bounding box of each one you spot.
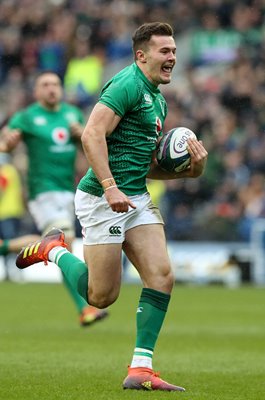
[109,226,121,235]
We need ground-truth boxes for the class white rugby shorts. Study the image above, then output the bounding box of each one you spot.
[75,189,164,245]
[28,191,75,235]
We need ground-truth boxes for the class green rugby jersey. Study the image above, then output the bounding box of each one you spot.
[8,102,84,199]
[78,63,168,197]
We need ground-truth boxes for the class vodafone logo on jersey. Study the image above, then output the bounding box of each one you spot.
[52,127,69,145]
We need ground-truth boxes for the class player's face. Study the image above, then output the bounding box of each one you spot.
[138,35,176,86]
[34,73,63,109]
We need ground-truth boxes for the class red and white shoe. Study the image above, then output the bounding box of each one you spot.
[123,366,185,391]
[16,228,66,269]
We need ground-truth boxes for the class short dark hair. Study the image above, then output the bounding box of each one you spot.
[35,70,62,83]
[132,22,174,56]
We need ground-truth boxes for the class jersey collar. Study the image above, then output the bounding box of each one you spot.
[134,63,160,94]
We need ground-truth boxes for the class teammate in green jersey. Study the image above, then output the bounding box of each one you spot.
[16,23,208,391]
[0,71,108,327]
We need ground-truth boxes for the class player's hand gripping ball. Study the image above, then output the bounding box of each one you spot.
[157,127,197,172]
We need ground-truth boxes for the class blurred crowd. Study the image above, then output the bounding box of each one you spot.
[0,0,265,242]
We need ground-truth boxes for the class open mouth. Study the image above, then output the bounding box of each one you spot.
[161,66,173,74]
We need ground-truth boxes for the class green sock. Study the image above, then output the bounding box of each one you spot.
[61,272,88,313]
[131,288,170,368]
[136,288,170,349]
[0,239,9,256]
[51,249,89,303]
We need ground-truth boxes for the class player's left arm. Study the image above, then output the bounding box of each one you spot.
[147,138,208,180]
[70,122,84,139]
[69,107,86,139]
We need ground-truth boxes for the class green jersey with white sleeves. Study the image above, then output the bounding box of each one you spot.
[78,63,167,197]
[8,102,84,199]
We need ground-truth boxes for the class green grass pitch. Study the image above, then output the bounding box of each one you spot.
[0,282,264,400]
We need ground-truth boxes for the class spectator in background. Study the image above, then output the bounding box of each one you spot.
[245,124,265,173]
[0,27,21,85]
[0,152,25,279]
[64,39,104,110]
[237,173,265,242]
[38,11,77,79]
[0,153,24,237]
[106,16,134,61]
[221,57,258,122]
[189,8,241,67]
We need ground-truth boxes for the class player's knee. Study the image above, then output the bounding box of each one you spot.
[88,287,119,309]
[166,269,175,290]
[158,268,174,291]
[146,267,175,293]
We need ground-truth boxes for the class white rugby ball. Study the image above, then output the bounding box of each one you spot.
[157,127,197,173]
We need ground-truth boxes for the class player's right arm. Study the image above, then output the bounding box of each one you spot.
[0,126,22,152]
[81,103,136,213]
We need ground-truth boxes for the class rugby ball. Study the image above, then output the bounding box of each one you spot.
[157,127,197,172]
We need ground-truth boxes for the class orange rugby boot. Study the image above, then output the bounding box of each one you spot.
[123,366,185,391]
[16,228,66,269]
[80,306,109,327]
